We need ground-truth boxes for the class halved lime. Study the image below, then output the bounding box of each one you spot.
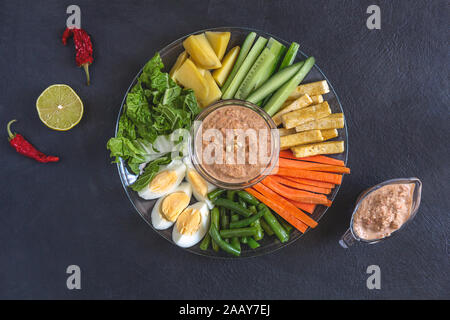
[36,84,84,131]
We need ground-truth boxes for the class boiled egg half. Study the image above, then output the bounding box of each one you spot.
[172,202,210,248]
[138,160,186,200]
[184,158,216,209]
[151,182,192,230]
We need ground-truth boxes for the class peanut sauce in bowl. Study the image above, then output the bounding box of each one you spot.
[190,100,279,189]
[352,183,415,240]
[340,178,422,248]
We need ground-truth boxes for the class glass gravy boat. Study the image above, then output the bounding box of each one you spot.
[339,177,422,248]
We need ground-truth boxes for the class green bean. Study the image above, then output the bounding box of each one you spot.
[231,214,240,222]
[248,206,263,240]
[199,234,211,251]
[247,237,260,249]
[237,191,260,205]
[229,211,264,228]
[219,207,230,243]
[257,203,289,243]
[231,238,241,250]
[281,221,293,234]
[209,224,240,256]
[237,200,246,225]
[211,207,220,251]
[230,214,241,251]
[238,198,247,209]
[208,189,225,201]
[278,216,293,234]
[214,198,252,218]
[260,219,274,236]
[220,207,229,229]
[252,218,264,241]
[227,190,237,201]
[219,226,258,238]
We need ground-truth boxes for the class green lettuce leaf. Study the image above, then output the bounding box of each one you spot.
[106,136,148,172]
[116,111,136,140]
[106,52,200,181]
[130,155,172,191]
[139,53,164,88]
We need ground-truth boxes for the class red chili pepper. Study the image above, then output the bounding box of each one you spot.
[7,120,59,163]
[62,27,93,85]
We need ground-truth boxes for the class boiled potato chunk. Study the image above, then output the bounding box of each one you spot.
[205,31,231,60]
[197,69,222,107]
[169,51,188,82]
[280,129,324,150]
[291,141,344,158]
[175,58,209,101]
[183,34,222,69]
[212,46,240,87]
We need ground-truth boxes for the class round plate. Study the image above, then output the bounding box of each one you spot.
[115,27,348,258]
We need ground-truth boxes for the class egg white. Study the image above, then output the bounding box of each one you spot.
[172,202,210,248]
[183,157,217,209]
[151,182,192,230]
[138,160,186,200]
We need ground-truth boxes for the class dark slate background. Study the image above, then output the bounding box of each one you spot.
[0,0,448,299]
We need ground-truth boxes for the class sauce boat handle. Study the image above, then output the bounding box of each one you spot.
[339,228,357,248]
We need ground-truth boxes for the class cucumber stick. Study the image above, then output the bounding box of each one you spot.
[234,38,285,100]
[222,36,268,99]
[221,32,256,92]
[263,56,315,116]
[234,48,274,100]
[255,41,285,88]
[246,61,303,104]
[263,38,287,82]
[279,42,300,70]
[261,42,299,106]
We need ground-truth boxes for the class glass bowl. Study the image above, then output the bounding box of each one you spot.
[115,27,348,258]
[339,177,422,248]
[189,99,280,190]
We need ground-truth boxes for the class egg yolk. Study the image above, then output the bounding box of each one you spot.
[160,192,190,222]
[176,208,202,235]
[149,170,177,192]
[187,169,208,197]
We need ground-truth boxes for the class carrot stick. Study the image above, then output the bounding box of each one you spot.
[278,157,350,174]
[280,176,335,189]
[298,155,346,166]
[251,180,318,213]
[262,176,330,206]
[252,183,318,228]
[279,150,298,159]
[289,200,317,214]
[275,167,343,185]
[246,188,309,233]
[279,150,346,166]
[253,182,318,228]
[270,175,331,194]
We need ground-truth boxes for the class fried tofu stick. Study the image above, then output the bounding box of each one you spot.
[282,101,331,129]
